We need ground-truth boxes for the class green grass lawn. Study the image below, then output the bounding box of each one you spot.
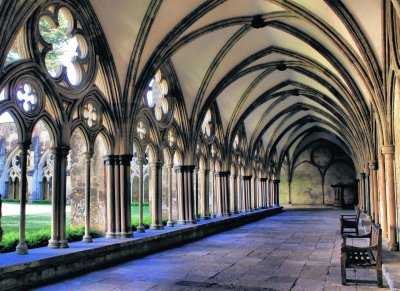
[0,205,159,253]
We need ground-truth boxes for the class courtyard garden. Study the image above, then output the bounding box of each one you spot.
[0,202,162,253]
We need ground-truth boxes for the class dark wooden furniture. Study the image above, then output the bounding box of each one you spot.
[340,223,382,287]
[340,206,360,235]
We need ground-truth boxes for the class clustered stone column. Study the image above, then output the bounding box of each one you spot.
[150,161,164,229]
[104,155,116,238]
[382,145,398,251]
[175,165,196,224]
[103,154,133,238]
[369,160,379,223]
[48,146,70,249]
[166,163,174,227]
[259,177,268,208]
[378,153,387,237]
[137,158,145,232]
[242,176,252,212]
[209,167,216,217]
[16,141,30,254]
[273,179,280,206]
[119,155,133,238]
[359,173,366,211]
[82,152,93,243]
[199,168,210,219]
[215,171,230,216]
[230,172,238,214]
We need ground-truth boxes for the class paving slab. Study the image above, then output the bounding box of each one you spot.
[33,208,391,290]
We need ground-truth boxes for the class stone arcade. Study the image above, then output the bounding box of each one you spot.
[0,0,399,289]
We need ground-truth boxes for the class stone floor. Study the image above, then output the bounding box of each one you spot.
[36,209,388,291]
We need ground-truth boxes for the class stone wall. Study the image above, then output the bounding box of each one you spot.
[283,141,356,206]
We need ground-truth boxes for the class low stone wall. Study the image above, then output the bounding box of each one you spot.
[0,207,282,291]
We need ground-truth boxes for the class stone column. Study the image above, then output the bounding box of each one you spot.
[288,178,292,204]
[252,173,257,210]
[137,159,145,232]
[382,145,398,251]
[360,173,366,212]
[364,168,371,217]
[120,155,133,238]
[49,147,61,248]
[114,157,121,236]
[209,167,216,217]
[194,167,199,220]
[166,163,174,227]
[175,165,196,224]
[356,178,361,210]
[104,155,116,238]
[378,153,388,237]
[58,147,69,248]
[82,152,93,243]
[15,141,30,254]
[150,161,164,230]
[222,172,230,216]
[269,179,274,206]
[273,179,280,206]
[200,169,210,219]
[237,173,242,211]
[231,173,238,213]
[215,172,223,216]
[369,160,379,223]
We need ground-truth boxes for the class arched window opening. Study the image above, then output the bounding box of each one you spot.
[145,69,169,121]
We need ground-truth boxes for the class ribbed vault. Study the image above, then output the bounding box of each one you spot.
[90,0,383,173]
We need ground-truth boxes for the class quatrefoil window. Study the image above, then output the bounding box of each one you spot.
[233,134,239,150]
[16,83,38,113]
[202,109,212,137]
[83,102,99,128]
[39,7,88,86]
[137,121,147,140]
[168,129,176,147]
[146,69,169,121]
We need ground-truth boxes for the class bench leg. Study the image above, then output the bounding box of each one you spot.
[341,255,347,285]
[377,266,383,287]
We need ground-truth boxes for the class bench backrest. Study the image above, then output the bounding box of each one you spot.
[370,222,382,248]
[355,206,361,222]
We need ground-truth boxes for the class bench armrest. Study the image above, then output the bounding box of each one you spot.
[341,244,379,252]
[342,233,371,239]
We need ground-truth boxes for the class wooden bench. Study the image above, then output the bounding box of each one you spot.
[340,206,361,235]
[341,222,382,287]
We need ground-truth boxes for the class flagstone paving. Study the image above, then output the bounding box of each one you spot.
[36,209,389,290]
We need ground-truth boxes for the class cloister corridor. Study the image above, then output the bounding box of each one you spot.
[36,208,387,291]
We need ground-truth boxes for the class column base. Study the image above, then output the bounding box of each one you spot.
[15,242,28,254]
[48,239,60,248]
[120,231,133,238]
[231,211,240,214]
[59,240,69,248]
[150,224,164,230]
[176,220,197,225]
[136,225,145,233]
[200,216,210,220]
[388,241,399,251]
[167,221,175,227]
[105,232,116,239]
[82,235,93,243]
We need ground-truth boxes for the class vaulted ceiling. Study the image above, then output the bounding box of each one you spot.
[90,0,383,170]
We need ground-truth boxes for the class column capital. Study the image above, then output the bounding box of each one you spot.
[259,177,268,182]
[273,179,280,184]
[381,145,395,155]
[174,165,195,172]
[199,169,209,175]
[18,141,31,149]
[119,154,133,165]
[149,160,163,169]
[136,158,145,166]
[83,152,93,159]
[50,146,70,156]
[368,160,378,170]
[103,155,116,165]
[242,175,252,180]
[360,172,366,178]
